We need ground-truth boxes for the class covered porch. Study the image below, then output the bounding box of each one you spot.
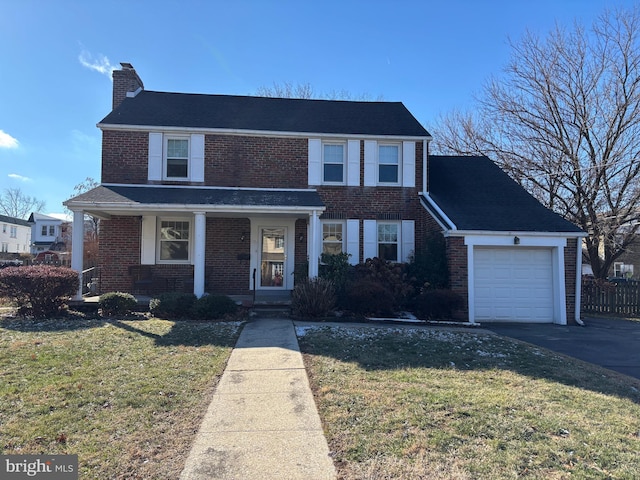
[64,184,326,300]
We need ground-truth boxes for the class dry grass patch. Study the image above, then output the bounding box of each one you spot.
[297,325,640,480]
[0,316,243,479]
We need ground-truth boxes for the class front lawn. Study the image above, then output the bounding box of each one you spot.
[0,316,242,479]
[298,325,640,480]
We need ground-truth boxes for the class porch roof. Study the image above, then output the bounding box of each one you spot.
[64,184,325,216]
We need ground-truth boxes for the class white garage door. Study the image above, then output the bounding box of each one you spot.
[474,247,554,323]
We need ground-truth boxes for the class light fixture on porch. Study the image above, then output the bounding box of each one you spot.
[514,236,520,245]
[240,232,248,242]
[299,233,304,243]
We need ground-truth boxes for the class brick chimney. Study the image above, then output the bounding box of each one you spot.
[112,62,144,109]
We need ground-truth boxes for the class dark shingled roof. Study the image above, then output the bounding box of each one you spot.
[0,214,30,227]
[99,91,431,137]
[66,185,325,209]
[427,155,583,233]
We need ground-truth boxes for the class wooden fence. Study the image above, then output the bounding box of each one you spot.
[582,278,640,316]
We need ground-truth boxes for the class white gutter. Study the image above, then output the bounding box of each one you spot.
[444,230,587,238]
[419,192,457,230]
[96,123,433,142]
[100,183,321,193]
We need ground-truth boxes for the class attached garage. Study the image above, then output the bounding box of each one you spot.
[474,247,554,322]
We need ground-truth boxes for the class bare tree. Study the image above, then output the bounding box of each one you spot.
[430,7,640,279]
[0,187,46,219]
[256,82,383,101]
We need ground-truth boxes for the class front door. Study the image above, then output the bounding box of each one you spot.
[260,227,286,288]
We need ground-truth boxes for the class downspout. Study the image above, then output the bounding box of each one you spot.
[575,237,585,326]
[423,139,428,194]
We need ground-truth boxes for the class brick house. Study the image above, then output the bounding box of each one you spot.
[65,63,585,324]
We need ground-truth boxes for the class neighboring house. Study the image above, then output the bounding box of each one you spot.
[65,63,585,324]
[28,213,70,265]
[0,214,31,256]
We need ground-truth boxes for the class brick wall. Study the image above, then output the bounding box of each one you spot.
[98,216,141,293]
[101,130,148,184]
[564,237,578,324]
[205,218,251,294]
[446,236,469,320]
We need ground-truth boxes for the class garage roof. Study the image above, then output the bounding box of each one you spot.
[427,155,584,233]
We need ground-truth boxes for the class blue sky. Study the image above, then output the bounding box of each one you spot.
[0,0,635,217]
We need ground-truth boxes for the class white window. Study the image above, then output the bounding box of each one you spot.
[10,226,17,238]
[165,137,189,179]
[378,144,400,184]
[41,225,47,236]
[1,243,7,252]
[323,142,345,183]
[49,225,55,236]
[322,222,344,255]
[2,224,6,233]
[158,219,191,262]
[377,222,399,262]
[613,262,634,278]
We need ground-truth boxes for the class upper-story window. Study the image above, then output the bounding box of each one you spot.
[378,144,400,184]
[165,137,189,179]
[2,224,6,233]
[10,226,17,238]
[323,142,345,184]
[41,225,48,236]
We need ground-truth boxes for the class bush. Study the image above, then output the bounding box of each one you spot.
[291,277,336,318]
[99,292,137,316]
[407,233,449,290]
[344,279,395,317]
[150,292,197,319]
[411,289,464,320]
[353,257,414,308]
[0,265,79,318]
[319,253,352,304]
[191,294,238,320]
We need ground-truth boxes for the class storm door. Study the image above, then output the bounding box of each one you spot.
[260,227,287,288]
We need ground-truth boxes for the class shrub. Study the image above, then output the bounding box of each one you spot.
[319,253,352,304]
[99,292,138,316]
[190,294,238,320]
[0,265,79,318]
[411,289,464,320]
[344,279,395,317]
[407,233,449,291]
[291,277,336,318]
[150,292,197,319]
[353,257,414,308]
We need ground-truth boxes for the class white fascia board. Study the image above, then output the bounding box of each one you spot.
[419,193,457,230]
[448,230,587,239]
[65,203,325,216]
[101,183,320,193]
[461,233,574,248]
[96,123,432,142]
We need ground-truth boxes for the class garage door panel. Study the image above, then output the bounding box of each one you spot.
[474,247,554,323]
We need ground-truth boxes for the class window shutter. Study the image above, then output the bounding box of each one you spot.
[148,133,163,181]
[363,220,377,260]
[401,220,415,262]
[402,141,415,187]
[308,139,322,185]
[346,219,359,265]
[364,140,377,186]
[140,216,156,264]
[190,134,205,182]
[347,140,360,186]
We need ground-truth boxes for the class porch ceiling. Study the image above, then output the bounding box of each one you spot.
[64,184,326,218]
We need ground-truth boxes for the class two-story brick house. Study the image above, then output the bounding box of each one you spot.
[65,63,585,324]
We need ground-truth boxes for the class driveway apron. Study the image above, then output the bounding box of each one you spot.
[180,317,336,480]
[486,317,640,380]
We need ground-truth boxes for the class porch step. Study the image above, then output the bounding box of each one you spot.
[251,304,291,318]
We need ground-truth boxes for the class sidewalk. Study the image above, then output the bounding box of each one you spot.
[180,318,336,480]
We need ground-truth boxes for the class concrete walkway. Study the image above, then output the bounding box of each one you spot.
[180,318,336,480]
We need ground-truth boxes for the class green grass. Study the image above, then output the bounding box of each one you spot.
[0,316,243,479]
[297,325,640,480]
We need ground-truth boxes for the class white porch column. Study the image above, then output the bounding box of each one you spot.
[71,210,85,300]
[193,212,206,298]
[308,210,320,278]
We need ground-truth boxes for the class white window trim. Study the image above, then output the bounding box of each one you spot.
[377,221,400,262]
[163,135,191,180]
[156,217,192,264]
[320,220,346,257]
[377,142,402,186]
[322,141,347,185]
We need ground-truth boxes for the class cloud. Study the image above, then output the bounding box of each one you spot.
[78,50,116,79]
[8,173,31,182]
[0,130,19,148]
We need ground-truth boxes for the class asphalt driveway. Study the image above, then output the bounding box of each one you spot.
[486,317,640,380]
